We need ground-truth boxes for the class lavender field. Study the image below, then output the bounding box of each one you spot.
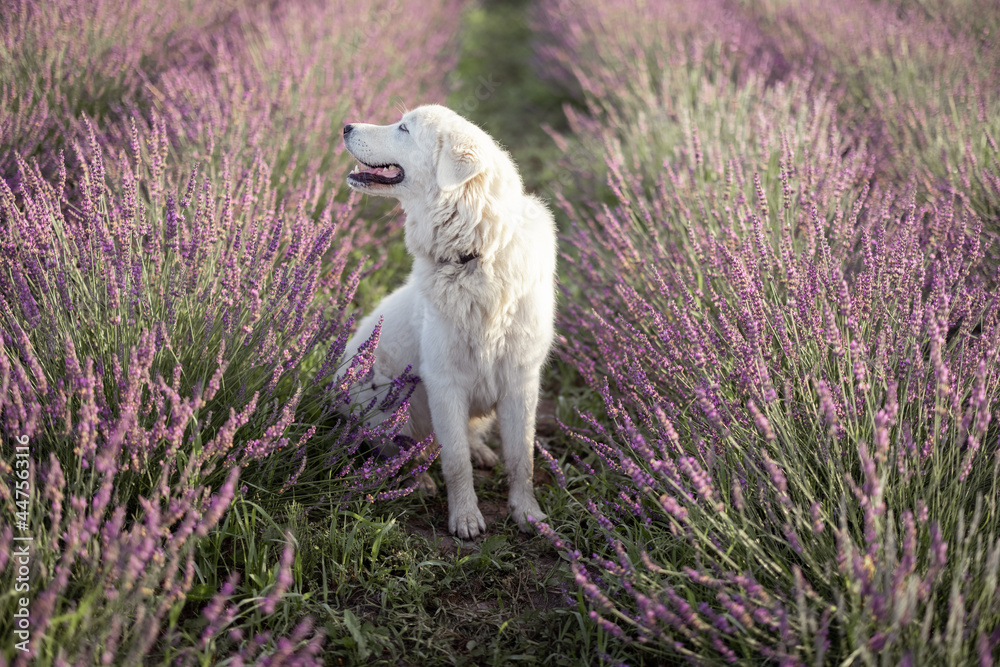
[2,0,999,665]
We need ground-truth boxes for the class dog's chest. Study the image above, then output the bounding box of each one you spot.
[423,260,516,336]
[415,262,521,398]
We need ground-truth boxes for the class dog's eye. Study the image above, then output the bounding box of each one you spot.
[399,123,409,134]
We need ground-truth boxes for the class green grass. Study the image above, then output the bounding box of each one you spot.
[178,452,645,666]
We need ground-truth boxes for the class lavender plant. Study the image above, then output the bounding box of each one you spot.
[0,0,467,660]
[536,0,1000,226]
[534,0,1000,662]
[148,0,463,205]
[0,117,436,661]
[0,0,239,179]
[2,0,464,209]
[548,152,1000,662]
[743,0,1000,223]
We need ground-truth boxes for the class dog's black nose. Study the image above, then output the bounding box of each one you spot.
[343,124,354,137]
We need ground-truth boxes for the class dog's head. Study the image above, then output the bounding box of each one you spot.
[343,105,513,204]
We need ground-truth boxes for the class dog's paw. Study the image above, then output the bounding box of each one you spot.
[469,440,499,468]
[449,506,487,539]
[415,472,438,497]
[509,496,546,532]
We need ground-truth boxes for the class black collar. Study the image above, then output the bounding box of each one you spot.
[458,252,479,264]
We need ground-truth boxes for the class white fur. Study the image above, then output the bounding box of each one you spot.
[341,105,556,539]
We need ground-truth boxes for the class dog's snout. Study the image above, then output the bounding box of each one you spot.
[343,124,354,137]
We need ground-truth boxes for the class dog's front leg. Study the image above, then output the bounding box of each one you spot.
[426,382,486,538]
[498,371,546,530]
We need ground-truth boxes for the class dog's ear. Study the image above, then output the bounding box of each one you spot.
[436,129,485,191]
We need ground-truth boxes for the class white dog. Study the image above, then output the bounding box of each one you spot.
[340,105,556,539]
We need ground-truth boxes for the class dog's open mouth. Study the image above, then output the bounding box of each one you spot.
[348,161,404,186]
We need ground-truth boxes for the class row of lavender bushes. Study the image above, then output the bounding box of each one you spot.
[538,0,1000,222]
[0,0,462,663]
[534,0,1000,663]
